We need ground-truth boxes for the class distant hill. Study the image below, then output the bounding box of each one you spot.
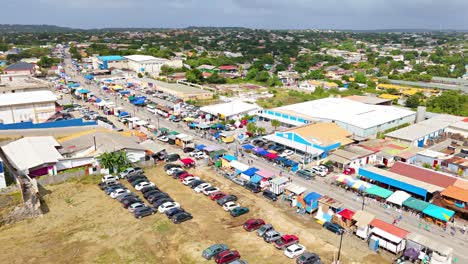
[0,24,80,33]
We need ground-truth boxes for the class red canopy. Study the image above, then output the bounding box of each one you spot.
[337,208,355,220]
[180,158,195,165]
[265,153,279,159]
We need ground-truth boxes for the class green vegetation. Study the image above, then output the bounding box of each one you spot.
[98,151,131,173]
[426,90,468,116]
[377,123,411,139]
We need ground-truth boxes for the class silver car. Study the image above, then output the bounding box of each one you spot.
[256,224,274,237]
[263,230,282,243]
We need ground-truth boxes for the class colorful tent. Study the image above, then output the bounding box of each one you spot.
[337,208,355,220]
[265,153,279,159]
[422,204,455,222]
[365,185,394,199]
[402,197,430,212]
[195,144,206,150]
[242,167,259,176]
[250,175,263,184]
[242,144,255,150]
[222,154,237,162]
[352,180,371,192]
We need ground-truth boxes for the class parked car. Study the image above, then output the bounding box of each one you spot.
[157,136,169,142]
[262,190,278,201]
[229,260,248,264]
[121,197,143,209]
[133,206,155,219]
[171,212,193,224]
[158,202,180,213]
[232,178,246,186]
[193,152,206,159]
[274,235,299,249]
[280,149,295,157]
[183,147,195,153]
[217,195,238,206]
[101,174,119,184]
[263,230,282,243]
[311,166,327,177]
[256,224,274,237]
[99,182,120,191]
[147,193,170,203]
[243,219,266,232]
[202,244,229,260]
[319,164,334,173]
[215,250,240,264]
[130,178,148,187]
[119,167,143,178]
[182,176,200,185]
[104,184,125,195]
[110,188,130,199]
[210,192,226,201]
[135,182,155,191]
[165,153,180,162]
[244,182,261,193]
[189,179,205,188]
[173,170,189,179]
[323,222,343,234]
[223,201,240,211]
[194,183,212,193]
[116,192,138,202]
[166,167,183,175]
[128,202,146,213]
[374,164,387,169]
[140,186,158,194]
[203,187,220,196]
[342,167,356,175]
[151,197,174,208]
[284,244,306,259]
[189,151,203,157]
[165,207,185,218]
[296,252,321,264]
[164,163,181,170]
[296,169,315,180]
[230,207,249,217]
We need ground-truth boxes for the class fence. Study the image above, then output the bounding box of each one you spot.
[37,169,86,185]
[0,118,97,130]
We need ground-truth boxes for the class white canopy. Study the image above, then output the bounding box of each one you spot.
[285,183,307,195]
[135,120,149,126]
[386,190,411,206]
[126,117,140,122]
[230,160,249,171]
[97,100,107,106]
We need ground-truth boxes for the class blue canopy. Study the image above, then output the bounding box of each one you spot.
[196,144,206,150]
[243,167,259,176]
[222,154,237,162]
[274,157,288,163]
[188,123,197,127]
[259,150,270,156]
[132,99,145,105]
[119,90,131,95]
[94,97,102,103]
[85,74,94,80]
[77,88,90,94]
[118,111,129,117]
[243,144,254,150]
[422,204,455,222]
[304,192,322,204]
[214,132,221,139]
[250,175,263,184]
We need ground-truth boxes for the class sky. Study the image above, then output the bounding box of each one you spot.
[1,0,467,30]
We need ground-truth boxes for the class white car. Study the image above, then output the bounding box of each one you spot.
[128,202,145,212]
[311,166,327,177]
[223,202,240,212]
[280,150,294,157]
[158,202,180,213]
[194,183,211,193]
[135,182,155,191]
[110,188,130,199]
[158,136,169,142]
[284,244,306,258]
[193,152,206,160]
[189,151,204,157]
[202,187,220,196]
[166,167,183,175]
[101,174,119,183]
[183,176,200,185]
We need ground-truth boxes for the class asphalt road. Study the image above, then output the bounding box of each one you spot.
[63,57,467,263]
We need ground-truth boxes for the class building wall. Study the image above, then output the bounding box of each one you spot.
[0,102,56,124]
[4,69,34,75]
[125,149,146,163]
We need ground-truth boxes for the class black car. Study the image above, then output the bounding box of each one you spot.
[140,186,159,195]
[130,178,148,187]
[374,164,387,169]
[296,252,321,264]
[183,147,195,153]
[116,192,138,202]
[262,190,278,202]
[323,222,344,235]
[296,170,314,180]
[244,182,261,193]
[165,207,185,218]
[152,197,174,208]
[100,182,120,191]
[165,154,180,162]
[217,195,238,206]
[133,207,155,219]
[122,197,143,208]
[189,179,205,189]
[147,192,170,203]
[143,189,161,199]
[171,212,193,224]
[164,163,181,170]
[128,175,148,183]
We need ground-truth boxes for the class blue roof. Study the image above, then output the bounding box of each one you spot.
[77,88,90,94]
[196,144,206,150]
[422,204,455,222]
[118,111,129,117]
[98,55,125,61]
[304,192,322,204]
[132,99,145,105]
[259,150,270,156]
[243,144,254,150]
[243,167,259,176]
[250,175,263,184]
[222,154,237,162]
[119,90,131,95]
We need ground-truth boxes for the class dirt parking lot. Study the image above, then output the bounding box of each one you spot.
[0,165,390,264]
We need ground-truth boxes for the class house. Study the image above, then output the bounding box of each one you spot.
[369,219,409,254]
[326,146,377,170]
[298,80,338,92]
[352,210,375,239]
[358,139,422,167]
[217,65,238,74]
[3,62,35,75]
[197,64,216,73]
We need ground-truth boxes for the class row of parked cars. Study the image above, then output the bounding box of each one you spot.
[221,171,279,202]
[296,164,333,180]
[242,219,322,264]
[165,163,250,217]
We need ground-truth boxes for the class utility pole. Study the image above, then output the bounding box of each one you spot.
[362,193,366,211]
[337,231,344,264]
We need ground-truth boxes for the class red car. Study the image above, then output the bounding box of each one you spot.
[178,173,193,181]
[274,234,299,249]
[343,168,356,175]
[243,218,266,232]
[210,192,226,201]
[215,250,240,264]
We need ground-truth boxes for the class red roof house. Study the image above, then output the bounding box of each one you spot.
[389,162,457,188]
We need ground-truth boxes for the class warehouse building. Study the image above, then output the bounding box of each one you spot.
[258,98,415,139]
[138,78,213,101]
[0,90,57,124]
[124,55,183,75]
[199,101,261,120]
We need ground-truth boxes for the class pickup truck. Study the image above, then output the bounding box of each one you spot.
[119,167,143,179]
[274,234,299,249]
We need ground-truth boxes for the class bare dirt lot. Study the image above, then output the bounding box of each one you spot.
[0,165,390,264]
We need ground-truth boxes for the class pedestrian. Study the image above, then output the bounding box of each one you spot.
[392,218,397,225]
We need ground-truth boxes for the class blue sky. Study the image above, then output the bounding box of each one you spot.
[1,0,467,30]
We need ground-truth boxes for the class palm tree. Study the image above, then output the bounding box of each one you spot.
[271,119,281,131]
[257,127,266,135]
[98,151,131,173]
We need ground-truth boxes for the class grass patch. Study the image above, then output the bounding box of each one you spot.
[65,174,102,185]
[8,191,22,204]
[95,248,123,264]
[152,219,172,233]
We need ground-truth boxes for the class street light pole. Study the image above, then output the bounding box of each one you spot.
[337,231,344,264]
[362,193,366,211]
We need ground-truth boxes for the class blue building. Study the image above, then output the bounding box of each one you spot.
[94,55,127,70]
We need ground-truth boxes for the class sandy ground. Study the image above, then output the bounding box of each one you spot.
[0,166,390,264]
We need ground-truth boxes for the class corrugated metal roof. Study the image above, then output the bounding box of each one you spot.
[389,162,457,188]
[5,62,34,71]
[0,90,57,107]
[441,185,468,203]
[370,219,410,239]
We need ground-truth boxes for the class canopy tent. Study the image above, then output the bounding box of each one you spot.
[159,127,169,133]
[222,154,237,162]
[253,147,265,154]
[242,144,255,150]
[183,117,194,122]
[188,123,197,128]
[197,123,210,129]
[265,153,279,159]
[204,145,221,152]
[333,174,354,184]
[365,185,394,199]
[386,191,412,206]
[77,88,90,94]
[168,131,179,135]
[274,157,289,164]
[285,183,307,195]
[135,120,149,126]
[351,180,372,192]
[180,158,195,165]
[119,90,131,95]
[304,192,322,204]
[230,160,249,172]
[402,197,430,212]
[126,117,140,122]
[352,210,375,228]
[195,144,206,150]
[85,74,94,80]
[258,150,270,156]
[242,167,259,176]
[250,175,263,184]
[255,169,274,179]
[118,111,129,117]
[132,98,146,105]
[422,204,455,222]
[337,208,355,220]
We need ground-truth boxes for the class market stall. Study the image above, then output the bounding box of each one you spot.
[352,210,375,239]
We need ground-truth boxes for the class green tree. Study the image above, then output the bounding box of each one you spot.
[207,72,227,84]
[38,56,54,68]
[271,119,281,131]
[186,69,203,84]
[257,127,266,135]
[267,75,282,87]
[305,69,325,80]
[98,151,131,173]
[137,72,143,78]
[246,68,258,80]
[405,94,421,108]
[354,72,367,83]
[246,123,257,134]
[255,71,270,82]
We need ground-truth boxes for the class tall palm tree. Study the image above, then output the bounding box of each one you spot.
[98,151,131,173]
[271,119,281,131]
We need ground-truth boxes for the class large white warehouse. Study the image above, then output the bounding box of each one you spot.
[0,90,57,124]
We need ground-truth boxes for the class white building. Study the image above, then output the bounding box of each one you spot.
[0,90,57,124]
[199,101,262,120]
[258,98,415,139]
[124,55,183,75]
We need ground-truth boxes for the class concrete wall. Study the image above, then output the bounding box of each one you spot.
[0,102,56,124]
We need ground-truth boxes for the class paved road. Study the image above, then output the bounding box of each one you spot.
[63,57,467,263]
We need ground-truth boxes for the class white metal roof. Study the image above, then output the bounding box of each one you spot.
[285,183,307,195]
[230,160,249,171]
[1,136,63,171]
[386,190,412,206]
[270,98,415,129]
[200,101,261,118]
[0,90,57,107]
[124,55,167,62]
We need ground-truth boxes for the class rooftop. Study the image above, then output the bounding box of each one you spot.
[0,75,50,91]
[386,114,465,142]
[282,122,354,146]
[97,55,126,61]
[200,101,261,117]
[441,185,468,203]
[124,55,168,62]
[370,218,410,239]
[0,90,57,107]
[345,95,393,105]
[4,62,34,71]
[389,162,459,188]
[138,78,213,95]
[267,98,415,129]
